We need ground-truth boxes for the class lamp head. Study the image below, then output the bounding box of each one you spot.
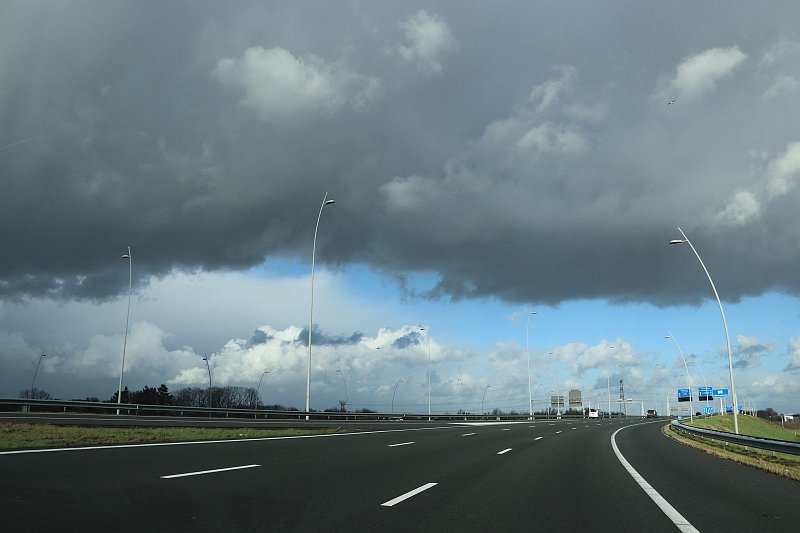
[669,239,684,245]
[324,199,335,205]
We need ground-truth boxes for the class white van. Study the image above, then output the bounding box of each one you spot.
[587,408,599,418]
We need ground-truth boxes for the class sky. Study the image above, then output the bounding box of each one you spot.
[1,1,799,415]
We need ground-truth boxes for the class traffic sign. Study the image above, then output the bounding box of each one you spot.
[702,406,714,415]
[677,388,691,403]
[712,388,729,397]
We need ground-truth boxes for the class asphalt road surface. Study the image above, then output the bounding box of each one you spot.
[2,418,798,532]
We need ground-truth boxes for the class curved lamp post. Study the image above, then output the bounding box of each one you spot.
[336,368,349,411]
[255,368,269,410]
[665,332,693,422]
[306,193,335,419]
[690,360,708,406]
[392,379,403,414]
[31,349,47,400]
[117,246,132,414]
[526,309,537,419]
[482,384,492,415]
[670,226,738,433]
[202,355,212,407]
[420,327,432,420]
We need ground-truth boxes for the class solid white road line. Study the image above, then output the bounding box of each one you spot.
[611,426,699,533]
[497,448,512,455]
[381,483,438,507]
[161,464,260,479]
[388,442,414,447]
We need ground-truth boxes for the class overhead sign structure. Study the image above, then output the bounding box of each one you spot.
[677,388,691,402]
[712,388,729,397]
[698,386,713,402]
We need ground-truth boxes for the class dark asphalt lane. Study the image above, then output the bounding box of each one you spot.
[1,418,797,532]
[616,420,800,533]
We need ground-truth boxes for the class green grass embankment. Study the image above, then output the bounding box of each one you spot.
[685,415,800,442]
[0,424,347,451]
[666,415,800,482]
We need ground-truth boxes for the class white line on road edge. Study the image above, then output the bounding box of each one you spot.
[534,436,543,440]
[161,464,260,479]
[497,448,512,455]
[611,425,699,533]
[381,483,438,507]
[388,442,414,447]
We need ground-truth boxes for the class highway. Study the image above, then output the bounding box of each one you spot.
[2,418,798,532]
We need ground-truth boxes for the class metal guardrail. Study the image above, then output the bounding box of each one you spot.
[671,419,800,456]
[1,398,623,422]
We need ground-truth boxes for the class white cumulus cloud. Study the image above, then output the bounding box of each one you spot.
[214,46,380,119]
[714,189,761,227]
[659,46,747,103]
[398,10,455,73]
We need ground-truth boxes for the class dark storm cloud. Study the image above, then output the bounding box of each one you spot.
[249,329,271,346]
[2,2,800,307]
[392,331,423,350]
[297,326,364,348]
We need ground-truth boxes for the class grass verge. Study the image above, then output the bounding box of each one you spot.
[664,422,800,482]
[0,423,350,451]
[685,415,800,442]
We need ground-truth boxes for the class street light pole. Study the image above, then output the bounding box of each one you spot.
[670,226,739,434]
[202,355,212,407]
[421,327,432,421]
[336,368,349,411]
[665,332,693,422]
[392,379,403,414]
[117,246,132,415]
[30,349,47,400]
[482,385,491,415]
[526,309,536,419]
[306,193,335,420]
[255,368,269,411]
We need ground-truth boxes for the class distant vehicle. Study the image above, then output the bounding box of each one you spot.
[587,408,599,418]
[646,409,658,418]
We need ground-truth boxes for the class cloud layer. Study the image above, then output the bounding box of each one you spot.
[2,3,800,309]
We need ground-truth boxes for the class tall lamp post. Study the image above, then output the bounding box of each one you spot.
[255,368,269,410]
[670,226,738,434]
[665,332,693,422]
[482,385,492,415]
[526,310,537,419]
[392,379,403,414]
[202,355,212,407]
[306,193,335,419]
[420,327,432,420]
[336,368,349,411]
[30,349,47,400]
[117,246,132,415]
